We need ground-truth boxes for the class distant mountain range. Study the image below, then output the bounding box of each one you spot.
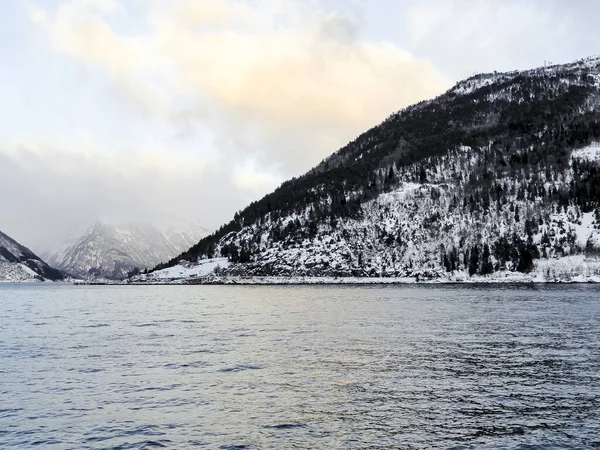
[147,56,600,282]
[0,230,63,282]
[41,221,209,280]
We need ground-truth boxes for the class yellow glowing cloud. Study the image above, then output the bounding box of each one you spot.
[30,0,450,169]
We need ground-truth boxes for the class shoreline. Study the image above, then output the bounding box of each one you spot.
[72,275,600,286]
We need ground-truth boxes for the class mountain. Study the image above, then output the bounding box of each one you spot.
[0,230,63,282]
[163,223,212,254]
[45,221,209,280]
[150,56,600,282]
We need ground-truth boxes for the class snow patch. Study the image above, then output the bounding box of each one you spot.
[134,258,230,281]
[0,261,43,282]
[452,74,508,95]
[535,255,600,282]
[377,182,422,205]
[572,212,596,247]
[572,143,600,164]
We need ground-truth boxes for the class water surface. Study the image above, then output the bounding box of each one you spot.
[1,283,599,448]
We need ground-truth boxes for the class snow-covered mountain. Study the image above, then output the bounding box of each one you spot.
[163,223,211,254]
[148,56,600,283]
[0,230,63,282]
[44,221,209,280]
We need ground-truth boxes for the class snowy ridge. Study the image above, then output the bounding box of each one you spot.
[163,223,210,255]
[0,230,62,282]
[452,73,513,96]
[451,56,600,97]
[45,221,209,280]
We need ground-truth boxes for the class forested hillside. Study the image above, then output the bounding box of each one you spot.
[151,56,600,280]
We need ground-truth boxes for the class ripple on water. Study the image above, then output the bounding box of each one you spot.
[217,364,263,373]
[83,323,111,328]
[262,423,307,430]
[1,284,600,449]
[164,361,210,369]
[104,440,171,449]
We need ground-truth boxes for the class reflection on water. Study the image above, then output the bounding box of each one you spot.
[1,283,599,448]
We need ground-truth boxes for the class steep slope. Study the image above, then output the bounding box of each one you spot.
[0,231,63,282]
[152,56,600,281]
[163,223,211,253]
[47,221,209,280]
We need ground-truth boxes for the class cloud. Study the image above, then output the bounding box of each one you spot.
[170,0,258,28]
[10,0,451,250]
[233,161,283,199]
[31,0,139,77]
[0,140,245,249]
[30,0,449,172]
[404,0,599,78]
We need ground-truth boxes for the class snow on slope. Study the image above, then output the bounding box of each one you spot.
[572,143,600,164]
[163,222,210,253]
[132,258,230,282]
[0,230,62,282]
[140,57,600,284]
[569,211,597,247]
[452,73,511,96]
[140,145,600,284]
[451,56,600,97]
[0,260,39,282]
[44,221,210,280]
[534,255,600,282]
[128,256,600,285]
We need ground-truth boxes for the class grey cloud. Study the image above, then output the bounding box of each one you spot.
[0,146,247,252]
[401,0,600,80]
[316,12,361,44]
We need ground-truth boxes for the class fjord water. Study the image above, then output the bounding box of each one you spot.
[1,284,599,449]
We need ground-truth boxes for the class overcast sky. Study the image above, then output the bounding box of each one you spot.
[2,0,599,250]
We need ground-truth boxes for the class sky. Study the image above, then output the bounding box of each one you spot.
[1,0,599,251]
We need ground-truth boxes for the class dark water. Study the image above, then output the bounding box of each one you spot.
[1,284,599,449]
